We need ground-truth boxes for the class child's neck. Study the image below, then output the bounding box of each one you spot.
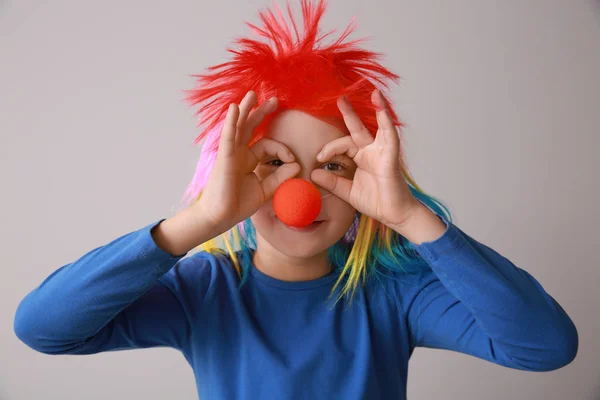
[251,245,332,282]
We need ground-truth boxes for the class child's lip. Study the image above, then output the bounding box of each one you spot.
[284,220,325,232]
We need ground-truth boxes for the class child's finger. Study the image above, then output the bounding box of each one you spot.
[240,97,279,146]
[316,136,358,162]
[219,103,240,157]
[235,91,257,147]
[260,163,301,199]
[310,169,352,204]
[249,138,295,164]
[372,90,399,147]
[336,95,374,148]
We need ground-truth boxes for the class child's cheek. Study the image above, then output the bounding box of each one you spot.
[325,194,356,225]
[250,202,275,232]
[255,197,274,214]
[252,198,279,227]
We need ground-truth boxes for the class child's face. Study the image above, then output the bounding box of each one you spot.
[251,110,358,259]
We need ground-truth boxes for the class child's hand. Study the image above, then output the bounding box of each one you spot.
[311,89,422,231]
[196,91,300,232]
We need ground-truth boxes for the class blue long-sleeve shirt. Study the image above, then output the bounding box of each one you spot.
[14,216,578,399]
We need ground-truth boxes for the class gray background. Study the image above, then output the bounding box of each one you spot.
[1,0,599,399]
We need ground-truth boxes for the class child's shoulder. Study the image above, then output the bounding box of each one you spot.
[371,256,434,285]
[367,263,438,308]
[158,250,238,299]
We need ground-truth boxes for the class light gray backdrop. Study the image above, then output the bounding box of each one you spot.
[1,1,599,399]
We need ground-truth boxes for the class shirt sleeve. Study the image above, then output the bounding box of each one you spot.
[404,215,578,372]
[13,220,209,355]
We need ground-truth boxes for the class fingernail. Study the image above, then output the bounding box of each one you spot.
[316,151,323,161]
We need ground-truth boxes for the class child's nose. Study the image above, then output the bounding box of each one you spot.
[297,168,313,182]
[297,168,331,198]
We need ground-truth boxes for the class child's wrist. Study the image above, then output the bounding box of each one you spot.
[389,204,447,245]
[153,207,224,256]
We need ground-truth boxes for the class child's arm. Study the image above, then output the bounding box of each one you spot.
[14,91,296,355]
[404,215,578,371]
[313,91,578,371]
[13,216,215,355]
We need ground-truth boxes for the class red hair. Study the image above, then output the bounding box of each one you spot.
[185,0,402,146]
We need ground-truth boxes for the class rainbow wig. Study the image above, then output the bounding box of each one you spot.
[180,0,453,303]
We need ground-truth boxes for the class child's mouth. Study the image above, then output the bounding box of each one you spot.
[284,220,324,232]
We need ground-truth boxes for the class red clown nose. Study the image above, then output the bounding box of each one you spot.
[273,179,322,227]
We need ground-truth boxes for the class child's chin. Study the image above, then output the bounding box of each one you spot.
[278,244,328,260]
[275,225,334,255]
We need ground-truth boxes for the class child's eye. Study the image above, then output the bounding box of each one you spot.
[323,162,345,172]
[265,159,284,167]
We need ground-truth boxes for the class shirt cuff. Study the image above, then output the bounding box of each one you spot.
[138,219,188,274]
[408,214,464,263]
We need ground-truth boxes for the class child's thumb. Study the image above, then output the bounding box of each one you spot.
[261,163,301,200]
[311,170,352,204]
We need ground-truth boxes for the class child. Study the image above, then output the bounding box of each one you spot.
[14,1,578,399]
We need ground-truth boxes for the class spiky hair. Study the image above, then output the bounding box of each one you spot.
[185,0,402,147]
